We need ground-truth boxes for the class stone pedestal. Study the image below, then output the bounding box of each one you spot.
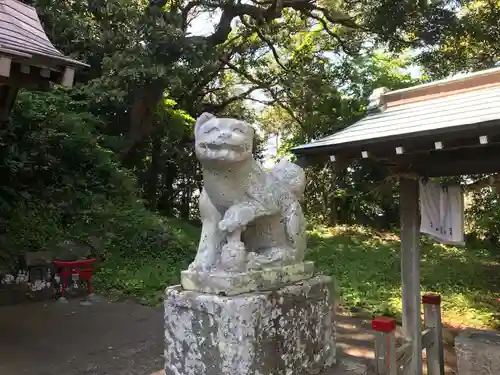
[181,261,315,296]
[455,329,500,375]
[164,275,336,375]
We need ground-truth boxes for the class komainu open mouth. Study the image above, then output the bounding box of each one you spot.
[198,142,246,152]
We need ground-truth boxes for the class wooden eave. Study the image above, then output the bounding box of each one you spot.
[0,0,88,90]
[292,67,500,177]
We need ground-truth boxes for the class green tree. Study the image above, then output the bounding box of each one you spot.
[258,50,417,226]
[417,0,500,78]
[30,0,463,151]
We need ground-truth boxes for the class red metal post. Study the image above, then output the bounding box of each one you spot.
[372,317,398,375]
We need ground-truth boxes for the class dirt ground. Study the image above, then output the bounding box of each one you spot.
[0,297,458,375]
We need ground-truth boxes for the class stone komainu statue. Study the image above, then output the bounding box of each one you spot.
[189,113,307,272]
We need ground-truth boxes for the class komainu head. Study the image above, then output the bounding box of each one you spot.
[194,113,254,163]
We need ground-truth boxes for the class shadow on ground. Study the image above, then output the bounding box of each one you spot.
[0,298,164,375]
[0,297,461,375]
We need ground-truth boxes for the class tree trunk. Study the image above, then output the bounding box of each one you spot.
[179,180,191,220]
[145,133,162,211]
[121,82,165,159]
[157,160,178,216]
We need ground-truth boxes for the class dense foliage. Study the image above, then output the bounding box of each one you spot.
[0,0,499,302]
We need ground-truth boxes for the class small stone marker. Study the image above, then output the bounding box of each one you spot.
[455,329,500,375]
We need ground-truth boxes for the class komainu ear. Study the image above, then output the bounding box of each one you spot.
[195,112,215,134]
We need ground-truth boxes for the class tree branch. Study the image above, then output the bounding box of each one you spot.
[181,1,202,30]
[223,59,302,123]
[239,16,288,70]
[188,62,225,99]
[245,96,277,106]
[201,85,261,113]
[180,0,363,48]
[304,10,355,54]
[199,86,226,96]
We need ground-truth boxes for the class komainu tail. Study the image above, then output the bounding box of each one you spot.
[270,158,306,198]
[271,158,307,256]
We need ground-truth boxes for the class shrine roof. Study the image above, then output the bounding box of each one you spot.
[0,0,87,68]
[292,67,500,158]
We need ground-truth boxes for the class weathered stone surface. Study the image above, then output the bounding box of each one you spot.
[189,113,307,274]
[181,261,315,296]
[323,359,367,375]
[164,275,336,375]
[455,329,500,375]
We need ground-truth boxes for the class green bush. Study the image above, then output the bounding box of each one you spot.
[92,216,197,305]
[0,89,197,294]
[466,187,500,244]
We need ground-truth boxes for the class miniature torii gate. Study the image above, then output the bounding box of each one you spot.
[0,0,88,119]
[292,66,500,375]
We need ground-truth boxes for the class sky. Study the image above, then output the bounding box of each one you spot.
[187,12,218,36]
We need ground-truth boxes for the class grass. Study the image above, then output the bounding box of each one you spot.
[307,225,500,329]
[94,218,198,306]
[97,220,500,329]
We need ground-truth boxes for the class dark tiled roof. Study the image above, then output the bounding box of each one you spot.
[293,84,500,154]
[0,0,87,67]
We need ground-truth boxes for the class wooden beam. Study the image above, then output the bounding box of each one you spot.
[294,124,500,173]
[40,68,51,78]
[0,56,12,77]
[0,65,51,90]
[60,67,75,88]
[393,143,500,176]
[399,176,423,375]
[20,64,30,74]
[412,160,500,177]
[385,133,500,161]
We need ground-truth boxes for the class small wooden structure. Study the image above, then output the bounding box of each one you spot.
[371,294,444,375]
[0,0,88,119]
[292,66,500,375]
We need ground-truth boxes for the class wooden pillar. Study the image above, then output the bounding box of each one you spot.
[399,176,422,375]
